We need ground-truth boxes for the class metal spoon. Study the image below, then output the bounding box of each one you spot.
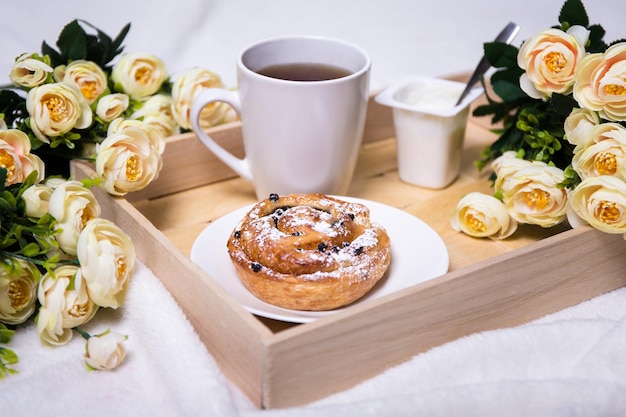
[455,21,520,106]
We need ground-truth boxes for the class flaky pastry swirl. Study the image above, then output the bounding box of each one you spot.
[226,193,391,311]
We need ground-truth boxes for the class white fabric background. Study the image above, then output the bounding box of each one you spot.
[2,1,626,416]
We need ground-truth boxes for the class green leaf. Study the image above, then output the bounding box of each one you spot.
[490,69,527,102]
[550,93,579,118]
[484,42,519,69]
[20,242,42,257]
[56,20,88,63]
[587,24,608,53]
[559,0,589,27]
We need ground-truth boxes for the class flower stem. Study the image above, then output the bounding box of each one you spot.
[74,327,91,340]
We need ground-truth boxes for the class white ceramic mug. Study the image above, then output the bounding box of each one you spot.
[190,36,371,200]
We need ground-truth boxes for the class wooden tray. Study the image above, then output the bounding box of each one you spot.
[72,93,626,409]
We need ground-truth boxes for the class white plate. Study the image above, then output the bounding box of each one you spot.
[190,197,449,323]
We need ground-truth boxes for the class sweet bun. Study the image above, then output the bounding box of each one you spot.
[226,193,391,311]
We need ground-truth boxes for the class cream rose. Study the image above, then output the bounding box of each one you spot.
[491,151,536,193]
[107,117,165,155]
[573,42,626,121]
[96,126,162,195]
[26,82,93,143]
[171,67,227,130]
[57,60,108,104]
[77,218,136,309]
[0,260,40,325]
[517,26,589,99]
[130,94,178,139]
[84,330,128,370]
[95,93,130,122]
[450,192,518,239]
[36,265,98,346]
[571,122,626,180]
[0,128,45,185]
[48,181,101,255]
[22,183,54,218]
[499,163,568,227]
[568,175,626,235]
[111,52,167,99]
[9,53,53,88]
[564,108,601,150]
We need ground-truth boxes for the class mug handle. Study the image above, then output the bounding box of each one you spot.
[190,88,253,182]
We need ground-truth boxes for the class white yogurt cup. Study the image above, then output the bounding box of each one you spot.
[375,75,483,189]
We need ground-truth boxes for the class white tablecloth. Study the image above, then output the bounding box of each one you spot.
[3,1,626,415]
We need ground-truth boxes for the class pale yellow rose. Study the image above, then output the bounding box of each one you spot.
[0,129,45,185]
[518,26,589,99]
[564,108,601,150]
[0,260,40,325]
[568,175,626,235]
[450,192,518,239]
[77,218,136,309]
[96,126,162,195]
[571,123,626,180]
[499,163,568,227]
[57,60,108,104]
[171,67,227,130]
[9,53,53,88]
[22,183,54,218]
[573,42,626,121]
[36,265,98,346]
[491,151,535,193]
[26,82,92,143]
[48,180,101,256]
[84,329,128,370]
[107,117,165,155]
[130,94,178,139]
[111,52,167,99]
[95,93,130,122]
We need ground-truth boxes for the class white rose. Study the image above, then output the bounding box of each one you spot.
[130,94,178,140]
[84,330,128,371]
[111,52,167,99]
[500,163,568,227]
[171,67,226,130]
[48,181,101,255]
[568,175,626,235]
[450,192,518,239]
[96,126,162,195]
[22,183,54,218]
[58,60,109,104]
[107,117,165,155]
[77,218,136,309]
[0,260,40,325]
[564,108,601,150]
[36,265,98,346]
[9,53,53,88]
[26,82,92,143]
[0,129,45,185]
[95,93,129,122]
[491,151,534,193]
[571,122,626,180]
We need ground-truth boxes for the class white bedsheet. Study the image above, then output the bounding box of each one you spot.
[2,1,626,415]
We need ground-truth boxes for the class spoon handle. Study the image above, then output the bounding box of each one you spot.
[455,21,520,106]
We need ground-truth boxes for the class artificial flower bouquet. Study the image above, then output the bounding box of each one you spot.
[451,0,626,240]
[0,20,231,376]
